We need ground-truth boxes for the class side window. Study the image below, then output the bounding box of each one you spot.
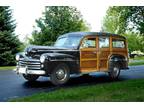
[99,37,109,48]
[81,38,96,48]
[112,40,125,48]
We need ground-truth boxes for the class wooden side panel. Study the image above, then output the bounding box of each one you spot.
[80,48,98,72]
[98,36,110,71]
[81,51,97,59]
[81,60,97,68]
[111,37,128,59]
[79,35,128,73]
[80,36,98,72]
[99,48,110,71]
[111,48,128,58]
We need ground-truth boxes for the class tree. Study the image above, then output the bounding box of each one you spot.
[29,6,90,45]
[127,6,144,34]
[102,6,131,34]
[102,6,144,35]
[0,6,21,66]
[102,6,144,52]
[124,32,143,53]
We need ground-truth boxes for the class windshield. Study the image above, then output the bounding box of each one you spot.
[54,35,82,48]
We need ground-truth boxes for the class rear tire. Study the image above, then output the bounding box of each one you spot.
[23,74,39,81]
[50,63,70,86]
[108,63,120,79]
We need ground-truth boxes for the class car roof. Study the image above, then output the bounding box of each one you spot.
[62,32,126,39]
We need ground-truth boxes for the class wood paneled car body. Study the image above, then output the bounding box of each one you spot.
[16,32,129,85]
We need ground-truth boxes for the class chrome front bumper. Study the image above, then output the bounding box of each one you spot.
[16,66,46,75]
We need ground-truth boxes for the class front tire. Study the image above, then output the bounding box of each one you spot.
[23,74,39,81]
[108,63,120,79]
[50,63,70,86]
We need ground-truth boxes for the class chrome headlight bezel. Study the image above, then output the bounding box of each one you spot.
[16,54,20,61]
[40,55,46,63]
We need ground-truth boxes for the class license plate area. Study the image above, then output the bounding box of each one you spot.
[18,67,27,74]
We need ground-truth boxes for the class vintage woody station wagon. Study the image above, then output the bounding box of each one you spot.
[16,32,129,85]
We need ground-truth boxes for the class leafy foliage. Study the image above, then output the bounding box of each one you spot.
[102,6,144,52]
[0,7,21,66]
[29,6,90,45]
[125,32,144,52]
[128,6,144,34]
[102,6,144,35]
[102,6,130,34]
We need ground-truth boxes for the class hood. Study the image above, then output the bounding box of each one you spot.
[25,45,69,51]
[24,45,76,58]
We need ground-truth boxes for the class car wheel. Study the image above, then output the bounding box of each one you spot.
[108,63,120,79]
[23,74,39,81]
[50,63,70,86]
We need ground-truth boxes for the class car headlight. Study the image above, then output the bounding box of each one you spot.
[40,55,46,63]
[16,54,20,61]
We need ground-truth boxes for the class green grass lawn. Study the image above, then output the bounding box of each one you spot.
[129,56,144,66]
[10,79,144,102]
[129,61,144,66]
[0,66,15,70]
[133,56,144,60]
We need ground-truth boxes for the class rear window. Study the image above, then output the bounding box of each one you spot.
[99,37,109,48]
[112,40,125,48]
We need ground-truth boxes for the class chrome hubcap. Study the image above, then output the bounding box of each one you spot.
[56,69,67,81]
[113,67,119,77]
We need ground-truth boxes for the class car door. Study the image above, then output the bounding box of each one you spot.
[98,36,110,71]
[80,36,98,72]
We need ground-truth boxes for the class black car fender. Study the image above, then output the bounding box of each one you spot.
[41,53,75,61]
[41,53,80,74]
[108,54,128,69]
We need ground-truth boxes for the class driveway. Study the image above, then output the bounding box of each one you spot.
[0,65,144,101]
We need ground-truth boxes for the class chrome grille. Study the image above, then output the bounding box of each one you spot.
[18,59,41,70]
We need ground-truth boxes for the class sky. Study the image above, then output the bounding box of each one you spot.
[10,2,109,42]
